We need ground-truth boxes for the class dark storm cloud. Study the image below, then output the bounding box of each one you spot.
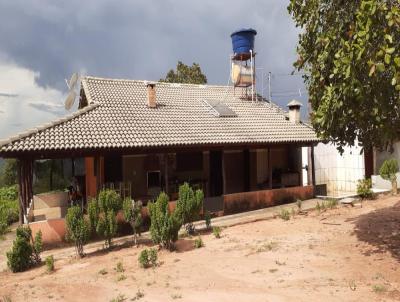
[0,0,301,90]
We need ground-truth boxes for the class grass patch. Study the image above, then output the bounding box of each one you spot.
[110,294,126,302]
[194,236,204,248]
[277,208,290,221]
[117,274,127,282]
[98,268,108,275]
[372,284,387,293]
[131,290,144,301]
[115,261,124,273]
[171,293,182,299]
[256,242,278,253]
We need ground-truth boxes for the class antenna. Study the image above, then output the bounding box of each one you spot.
[64,73,80,110]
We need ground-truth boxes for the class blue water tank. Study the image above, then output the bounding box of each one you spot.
[230,28,257,55]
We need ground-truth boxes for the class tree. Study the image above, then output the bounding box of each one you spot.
[288,0,400,153]
[148,192,182,250]
[122,198,142,246]
[379,158,399,194]
[95,189,122,248]
[175,183,203,235]
[160,61,207,84]
[1,159,17,186]
[65,206,90,257]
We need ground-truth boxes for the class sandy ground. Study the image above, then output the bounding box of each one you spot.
[1,195,400,302]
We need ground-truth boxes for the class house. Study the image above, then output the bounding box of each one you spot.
[0,76,319,242]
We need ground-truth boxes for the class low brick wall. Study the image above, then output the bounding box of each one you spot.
[223,186,314,215]
[29,218,67,246]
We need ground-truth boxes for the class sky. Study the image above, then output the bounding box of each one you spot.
[0,0,308,139]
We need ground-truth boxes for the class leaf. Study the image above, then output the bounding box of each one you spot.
[392,77,397,86]
[394,57,400,67]
[385,54,391,65]
[376,63,385,72]
[386,47,395,54]
[385,34,393,43]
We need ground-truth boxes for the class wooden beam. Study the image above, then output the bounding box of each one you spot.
[222,151,226,195]
[311,146,316,192]
[164,153,169,195]
[268,147,272,189]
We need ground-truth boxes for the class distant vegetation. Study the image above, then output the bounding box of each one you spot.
[160,61,207,84]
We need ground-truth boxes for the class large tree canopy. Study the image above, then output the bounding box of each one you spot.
[288,0,400,152]
[160,61,207,84]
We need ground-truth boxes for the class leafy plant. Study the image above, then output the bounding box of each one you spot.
[65,206,90,257]
[288,0,400,153]
[175,183,203,235]
[194,236,204,248]
[94,190,122,248]
[212,226,221,239]
[379,159,399,195]
[357,178,373,199]
[123,198,142,246]
[278,208,290,221]
[87,198,99,236]
[115,261,124,273]
[204,211,211,229]
[0,185,18,201]
[138,248,158,268]
[6,226,42,272]
[45,255,55,272]
[148,192,182,250]
[296,199,302,211]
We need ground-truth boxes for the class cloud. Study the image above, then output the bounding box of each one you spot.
[0,59,68,139]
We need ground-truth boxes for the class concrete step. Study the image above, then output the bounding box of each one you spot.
[33,192,69,209]
[33,206,67,221]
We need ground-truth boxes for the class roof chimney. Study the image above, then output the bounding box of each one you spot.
[287,100,302,124]
[146,82,156,108]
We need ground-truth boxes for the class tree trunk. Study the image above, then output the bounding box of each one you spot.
[392,179,397,195]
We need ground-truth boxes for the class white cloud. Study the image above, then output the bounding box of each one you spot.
[0,59,71,139]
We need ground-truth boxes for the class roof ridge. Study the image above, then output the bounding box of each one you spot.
[0,102,100,148]
[83,75,235,89]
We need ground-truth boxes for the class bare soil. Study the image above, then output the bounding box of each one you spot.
[1,195,400,302]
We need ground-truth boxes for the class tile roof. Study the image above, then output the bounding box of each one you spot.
[0,76,319,156]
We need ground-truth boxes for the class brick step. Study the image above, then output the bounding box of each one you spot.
[33,192,69,209]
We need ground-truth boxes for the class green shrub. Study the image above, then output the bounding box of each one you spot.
[90,190,122,248]
[65,206,90,257]
[0,198,19,228]
[379,159,399,194]
[194,236,203,248]
[138,248,158,268]
[175,183,203,235]
[357,179,373,199]
[6,226,42,272]
[115,261,124,273]
[123,198,142,246]
[212,226,221,239]
[278,208,290,221]
[148,192,182,250]
[87,198,99,235]
[45,255,55,272]
[204,211,211,229]
[0,185,18,201]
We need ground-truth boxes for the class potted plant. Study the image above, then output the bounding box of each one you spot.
[379,159,399,195]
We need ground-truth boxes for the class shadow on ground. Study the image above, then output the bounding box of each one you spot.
[349,201,400,262]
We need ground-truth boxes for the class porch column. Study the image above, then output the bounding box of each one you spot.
[17,158,34,224]
[268,147,272,189]
[222,151,226,195]
[311,146,316,193]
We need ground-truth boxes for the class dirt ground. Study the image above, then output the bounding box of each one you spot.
[1,195,400,302]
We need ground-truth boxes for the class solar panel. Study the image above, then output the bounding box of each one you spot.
[202,99,237,117]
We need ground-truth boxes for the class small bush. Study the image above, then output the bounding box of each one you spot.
[296,199,302,211]
[65,206,90,257]
[194,236,203,248]
[325,199,338,209]
[45,255,55,272]
[6,226,42,272]
[212,226,221,239]
[204,211,211,229]
[123,198,142,246]
[0,185,18,201]
[115,261,124,273]
[357,179,373,199]
[138,248,158,268]
[175,183,203,235]
[380,159,399,195]
[148,192,182,250]
[278,208,290,221]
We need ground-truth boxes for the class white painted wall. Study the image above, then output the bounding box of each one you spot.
[314,143,365,194]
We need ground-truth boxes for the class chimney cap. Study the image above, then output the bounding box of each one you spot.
[145,81,157,88]
[287,99,302,108]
